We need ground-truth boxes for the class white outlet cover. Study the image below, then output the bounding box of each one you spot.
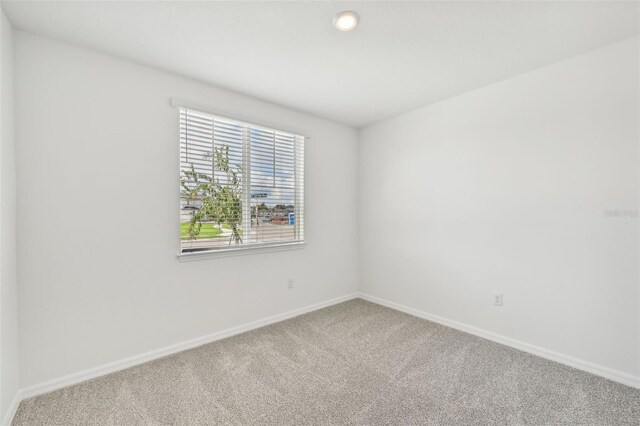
[493,292,503,306]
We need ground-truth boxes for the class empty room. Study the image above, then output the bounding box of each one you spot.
[0,0,639,424]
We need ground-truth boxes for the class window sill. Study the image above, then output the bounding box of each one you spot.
[177,241,306,261]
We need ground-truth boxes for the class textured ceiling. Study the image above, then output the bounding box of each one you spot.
[2,1,639,128]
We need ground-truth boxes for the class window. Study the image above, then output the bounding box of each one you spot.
[179,107,304,254]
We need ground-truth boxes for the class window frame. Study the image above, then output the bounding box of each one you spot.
[174,101,306,259]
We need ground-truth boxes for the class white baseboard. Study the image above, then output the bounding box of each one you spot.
[1,390,22,426]
[358,292,640,389]
[10,290,638,425]
[18,292,359,402]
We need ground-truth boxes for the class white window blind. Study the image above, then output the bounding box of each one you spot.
[180,107,304,253]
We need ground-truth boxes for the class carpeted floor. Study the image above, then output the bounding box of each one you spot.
[13,298,640,425]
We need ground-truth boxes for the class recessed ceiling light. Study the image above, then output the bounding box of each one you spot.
[333,11,359,32]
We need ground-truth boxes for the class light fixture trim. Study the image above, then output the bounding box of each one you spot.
[333,11,359,32]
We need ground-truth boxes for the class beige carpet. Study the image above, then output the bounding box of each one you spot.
[13,299,640,425]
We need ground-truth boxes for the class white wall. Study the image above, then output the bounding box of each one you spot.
[0,8,19,422]
[358,37,640,378]
[15,32,358,388]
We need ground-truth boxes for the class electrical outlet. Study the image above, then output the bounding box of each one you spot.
[493,292,503,306]
[287,278,294,289]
